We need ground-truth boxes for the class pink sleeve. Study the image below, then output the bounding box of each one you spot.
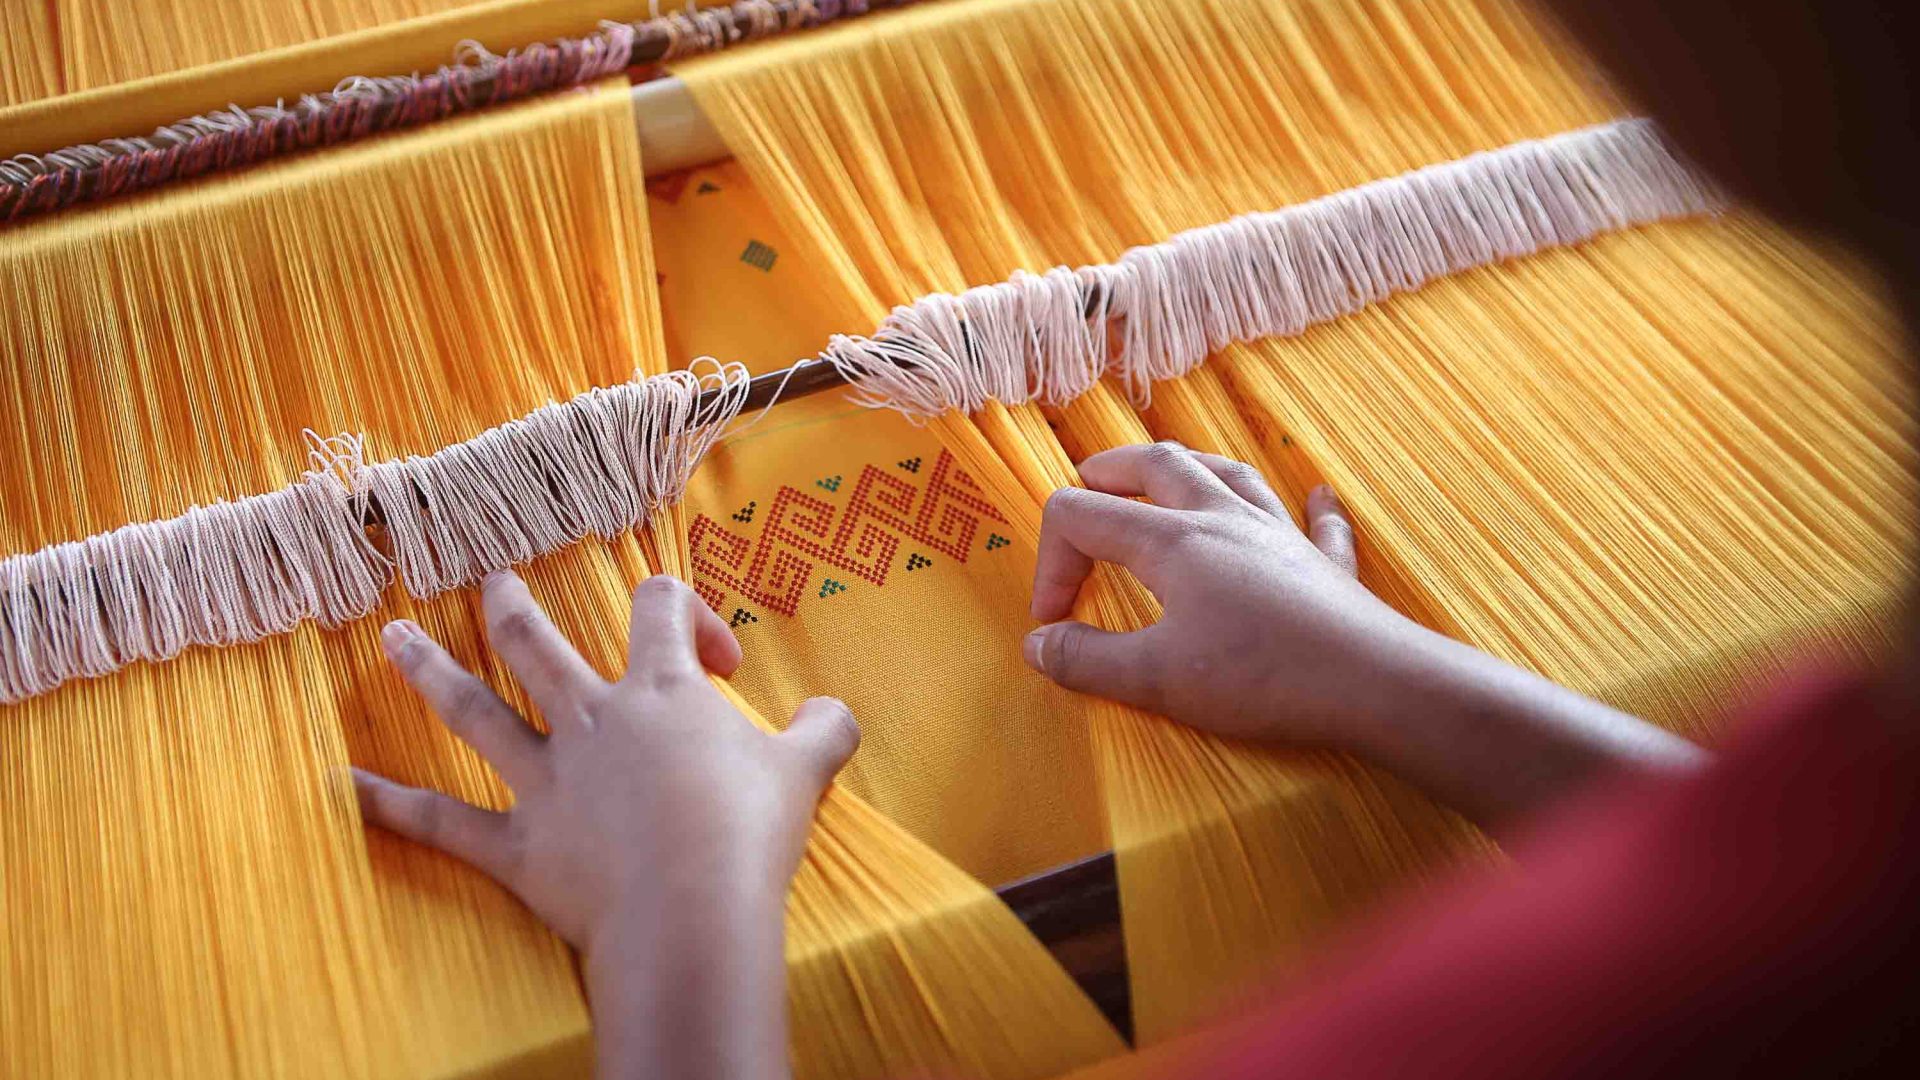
[1158,672,1920,1078]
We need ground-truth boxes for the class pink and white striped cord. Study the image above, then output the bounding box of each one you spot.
[0,0,891,223]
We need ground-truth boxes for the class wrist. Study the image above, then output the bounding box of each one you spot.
[584,875,791,1079]
[586,869,788,965]
[1292,613,1467,761]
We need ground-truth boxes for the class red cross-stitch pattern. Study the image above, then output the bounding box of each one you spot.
[691,450,1008,618]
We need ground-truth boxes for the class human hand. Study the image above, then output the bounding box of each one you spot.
[353,570,858,949]
[352,570,859,1077]
[1022,442,1436,753]
[1023,443,1703,827]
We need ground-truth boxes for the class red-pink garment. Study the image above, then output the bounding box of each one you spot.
[1169,672,1919,1076]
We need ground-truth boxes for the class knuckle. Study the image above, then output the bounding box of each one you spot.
[632,575,685,603]
[625,656,700,694]
[1034,562,1082,590]
[1142,441,1187,471]
[1044,486,1089,519]
[445,678,493,726]
[1164,518,1214,556]
[492,823,527,884]
[1044,623,1086,683]
[1316,514,1354,544]
[410,792,447,843]
[1220,460,1264,488]
[488,607,543,645]
[654,661,704,692]
[390,634,432,674]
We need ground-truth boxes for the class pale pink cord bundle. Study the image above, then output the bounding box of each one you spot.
[0,366,750,703]
[823,119,1722,415]
[368,364,750,597]
[0,435,389,704]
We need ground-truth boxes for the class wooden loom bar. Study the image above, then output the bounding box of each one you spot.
[0,0,912,222]
[997,852,1131,1041]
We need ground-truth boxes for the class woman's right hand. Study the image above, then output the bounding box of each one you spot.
[1023,443,1704,828]
[1022,441,1433,751]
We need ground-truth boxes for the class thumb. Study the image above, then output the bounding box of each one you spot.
[1307,484,1358,577]
[781,697,861,793]
[1023,622,1161,713]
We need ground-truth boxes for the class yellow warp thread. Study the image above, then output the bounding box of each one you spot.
[0,1,675,145]
[3,73,1124,1078]
[3,0,476,105]
[680,0,1915,1041]
[5,0,1913,1073]
[1,82,668,1076]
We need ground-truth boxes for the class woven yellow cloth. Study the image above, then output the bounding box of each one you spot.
[648,161,1109,885]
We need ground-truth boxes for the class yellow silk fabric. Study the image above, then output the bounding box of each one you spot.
[647,161,1108,885]
[3,0,478,105]
[680,0,1914,1041]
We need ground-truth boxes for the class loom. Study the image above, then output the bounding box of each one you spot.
[2,0,1911,1075]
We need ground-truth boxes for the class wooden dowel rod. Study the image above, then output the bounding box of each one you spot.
[997,851,1130,1041]
[715,360,850,412]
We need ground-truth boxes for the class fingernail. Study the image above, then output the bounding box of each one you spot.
[483,568,517,589]
[1023,627,1047,674]
[346,767,384,813]
[380,619,419,656]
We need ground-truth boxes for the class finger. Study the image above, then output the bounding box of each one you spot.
[1021,621,1164,713]
[1187,452,1292,521]
[1074,441,1234,511]
[691,595,743,677]
[481,569,604,719]
[1033,488,1178,622]
[1307,484,1359,577]
[381,619,547,787]
[625,575,711,684]
[780,697,861,795]
[351,767,519,884]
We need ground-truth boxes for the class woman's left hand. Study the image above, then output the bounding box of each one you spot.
[352,569,858,1079]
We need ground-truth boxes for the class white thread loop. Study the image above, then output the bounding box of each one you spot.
[1,121,1705,703]
[1,438,391,703]
[1,367,750,703]
[367,363,749,598]
[826,118,1719,414]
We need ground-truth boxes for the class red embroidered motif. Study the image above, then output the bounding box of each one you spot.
[692,450,1008,618]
